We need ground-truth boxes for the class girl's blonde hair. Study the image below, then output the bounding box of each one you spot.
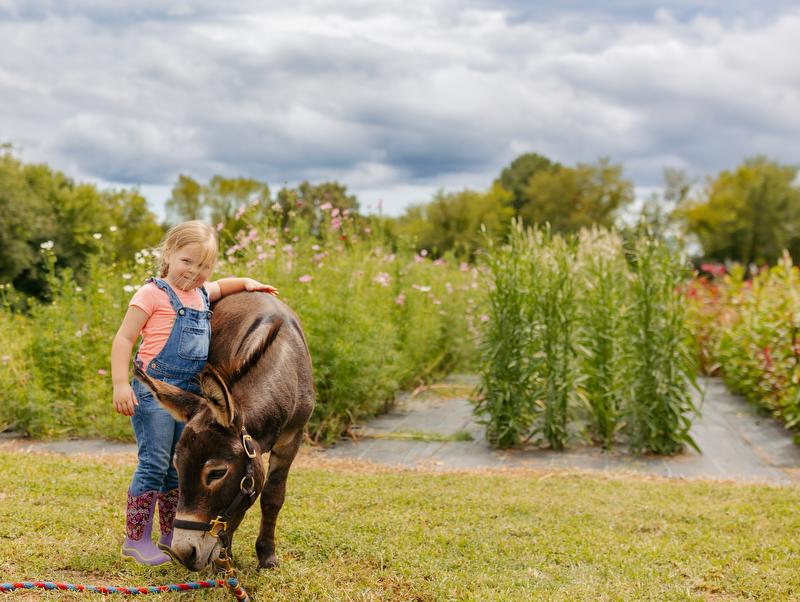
[157,220,218,278]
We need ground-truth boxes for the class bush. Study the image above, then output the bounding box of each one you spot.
[0,204,482,442]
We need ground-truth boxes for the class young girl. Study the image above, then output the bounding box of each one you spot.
[111,220,277,565]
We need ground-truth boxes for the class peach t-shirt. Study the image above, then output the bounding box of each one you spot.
[130,281,209,367]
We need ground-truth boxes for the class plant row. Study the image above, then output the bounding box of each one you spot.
[686,255,800,433]
[475,222,698,454]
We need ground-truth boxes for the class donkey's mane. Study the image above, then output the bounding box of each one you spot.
[215,317,284,386]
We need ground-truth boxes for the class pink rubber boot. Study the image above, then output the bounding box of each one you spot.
[157,489,179,549]
[121,490,170,565]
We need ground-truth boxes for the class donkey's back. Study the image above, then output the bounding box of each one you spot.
[209,292,315,439]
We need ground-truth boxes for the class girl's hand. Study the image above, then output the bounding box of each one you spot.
[113,383,138,417]
[244,278,279,296]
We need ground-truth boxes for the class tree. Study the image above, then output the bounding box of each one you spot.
[396,184,514,259]
[521,158,634,233]
[496,152,560,214]
[674,157,800,264]
[165,175,203,223]
[0,149,163,299]
[204,176,270,226]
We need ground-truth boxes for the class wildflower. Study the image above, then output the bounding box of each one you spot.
[93,233,102,239]
[97,288,105,294]
[445,282,453,294]
[123,285,135,293]
[331,208,340,218]
[412,284,431,292]
[122,273,132,280]
[331,217,342,231]
[395,293,406,306]
[364,227,371,234]
[265,239,277,247]
[40,240,54,250]
[433,258,446,266]
[414,254,424,263]
[320,202,333,211]
[1,355,10,363]
[75,286,82,292]
[460,262,469,272]
[216,222,224,232]
[109,225,118,232]
[272,203,282,212]
[97,368,107,376]
[298,275,313,283]
[479,314,489,322]
[420,249,428,257]
[282,244,293,253]
[373,272,390,287]
[235,205,247,220]
[257,252,267,261]
[312,244,321,251]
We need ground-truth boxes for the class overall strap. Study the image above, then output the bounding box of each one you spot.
[146,277,185,313]
[198,284,211,311]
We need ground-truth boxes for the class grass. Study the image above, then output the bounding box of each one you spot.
[2,451,800,600]
[364,430,475,442]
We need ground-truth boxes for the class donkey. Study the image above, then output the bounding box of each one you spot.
[134,291,315,571]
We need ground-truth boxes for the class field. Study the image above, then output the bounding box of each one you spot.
[2,451,799,600]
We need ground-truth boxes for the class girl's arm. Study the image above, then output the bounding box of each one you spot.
[205,277,279,303]
[111,306,149,417]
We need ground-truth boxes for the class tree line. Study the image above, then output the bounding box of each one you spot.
[2,142,798,301]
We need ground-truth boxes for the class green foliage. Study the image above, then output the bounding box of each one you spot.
[165,174,271,226]
[687,256,800,431]
[0,149,163,301]
[0,203,481,443]
[575,228,630,448]
[395,184,514,260]
[521,157,635,233]
[626,236,699,454]
[476,223,698,454]
[496,152,560,213]
[675,156,800,264]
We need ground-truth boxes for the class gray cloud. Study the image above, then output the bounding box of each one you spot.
[1,1,799,216]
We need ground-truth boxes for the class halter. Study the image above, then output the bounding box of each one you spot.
[161,427,260,571]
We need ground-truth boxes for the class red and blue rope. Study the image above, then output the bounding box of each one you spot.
[0,578,249,600]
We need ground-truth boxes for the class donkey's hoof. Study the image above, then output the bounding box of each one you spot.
[258,554,279,569]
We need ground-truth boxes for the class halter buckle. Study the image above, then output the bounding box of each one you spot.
[242,434,257,459]
[209,516,228,537]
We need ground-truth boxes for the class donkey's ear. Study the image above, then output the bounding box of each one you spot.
[134,366,203,422]
[199,364,236,428]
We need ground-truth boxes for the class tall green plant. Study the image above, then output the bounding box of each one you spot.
[475,221,536,448]
[627,235,698,454]
[529,232,578,450]
[576,228,630,448]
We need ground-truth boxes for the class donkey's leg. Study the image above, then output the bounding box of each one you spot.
[256,430,303,569]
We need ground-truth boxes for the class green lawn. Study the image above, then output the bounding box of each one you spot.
[1,451,799,600]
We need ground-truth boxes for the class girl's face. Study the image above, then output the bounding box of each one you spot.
[164,243,215,291]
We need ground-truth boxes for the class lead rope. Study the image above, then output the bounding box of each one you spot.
[1,574,249,600]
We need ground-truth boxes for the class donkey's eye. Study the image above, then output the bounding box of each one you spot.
[206,468,228,486]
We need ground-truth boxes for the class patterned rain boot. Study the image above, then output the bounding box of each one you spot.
[121,490,170,565]
[157,489,179,549]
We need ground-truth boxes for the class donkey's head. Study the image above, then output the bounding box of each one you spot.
[134,319,282,570]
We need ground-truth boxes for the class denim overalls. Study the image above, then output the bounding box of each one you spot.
[129,278,212,496]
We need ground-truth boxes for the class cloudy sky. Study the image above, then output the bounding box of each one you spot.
[1,1,798,218]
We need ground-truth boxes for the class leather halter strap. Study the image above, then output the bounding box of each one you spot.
[172,427,259,538]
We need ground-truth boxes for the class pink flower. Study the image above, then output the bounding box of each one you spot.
[460,262,469,272]
[433,258,446,266]
[298,275,313,283]
[320,202,333,211]
[373,272,390,287]
[331,208,340,218]
[479,314,489,323]
[395,293,406,306]
[216,222,224,232]
[414,254,424,263]
[1,355,10,363]
[331,217,342,231]
[97,368,107,376]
